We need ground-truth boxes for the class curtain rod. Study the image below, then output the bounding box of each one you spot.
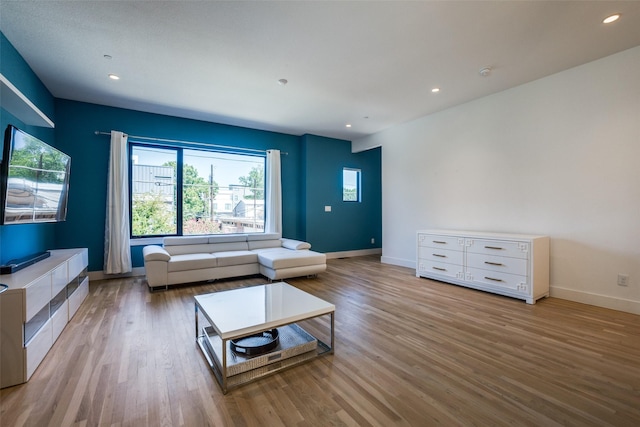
[94,131,288,155]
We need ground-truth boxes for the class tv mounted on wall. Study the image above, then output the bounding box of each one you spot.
[0,125,71,225]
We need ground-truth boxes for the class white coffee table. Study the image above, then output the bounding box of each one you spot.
[195,282,335,393]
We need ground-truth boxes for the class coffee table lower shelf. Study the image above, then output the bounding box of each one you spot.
[197,323,331,393]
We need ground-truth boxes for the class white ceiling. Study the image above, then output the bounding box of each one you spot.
[2,1,639,141]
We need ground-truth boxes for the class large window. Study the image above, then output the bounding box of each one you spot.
[130,144,265,237]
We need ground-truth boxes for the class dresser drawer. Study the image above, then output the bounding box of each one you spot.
[418,246,464,265]
[465,267,529,294]
[466,252,527,276]
[418,234,464,250]
[465,238,530,259]
[418,260,464,280]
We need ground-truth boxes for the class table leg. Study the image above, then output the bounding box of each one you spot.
[222,338,228,394]
[330,311,335,354]
[195,303,199,339]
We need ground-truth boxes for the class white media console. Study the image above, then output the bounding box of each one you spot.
[0,248,89,388]
[416,230,549,304]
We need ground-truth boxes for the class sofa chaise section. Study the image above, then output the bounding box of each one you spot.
[142,233,326,289]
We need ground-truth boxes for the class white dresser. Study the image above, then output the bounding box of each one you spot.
[0,248,89,388]
[416,230,549,304]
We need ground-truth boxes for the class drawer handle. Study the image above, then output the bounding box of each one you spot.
[484,246,504,250]
[433,267,446,271]
[484,276,503,282]
[484,261,503,266]
[433,240,447,244]
[433,254,446,258]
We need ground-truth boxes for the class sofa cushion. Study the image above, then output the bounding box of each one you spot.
[247,232,281,241]
[208,234,249,243]
[143,245,171,261]
[168,253,217,272]
[166,243,216,256]
[257,249,326,269]
[248,239,282,250]
[214,250,258,267]
[209,242,250,253]
[281,238,312,250]
[164,236,209,246]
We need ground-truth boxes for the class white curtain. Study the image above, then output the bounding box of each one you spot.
[104,130,132,274]
[265,149,282,235]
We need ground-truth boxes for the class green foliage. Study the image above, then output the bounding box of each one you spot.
[132,193,175,236]
[343,188,358,201]
[238,165,264,200]
[9,138,68,183]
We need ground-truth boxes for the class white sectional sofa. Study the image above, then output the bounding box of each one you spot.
[142,233,326,290]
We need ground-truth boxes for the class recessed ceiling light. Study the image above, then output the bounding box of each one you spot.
[603,14,620,24]
[431,88,440,93]
[278,78,288,85]
[108,74,120,80]
[345,124,352,128]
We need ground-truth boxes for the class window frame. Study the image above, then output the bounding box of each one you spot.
[128,142,266,238]
[342,167,361,202]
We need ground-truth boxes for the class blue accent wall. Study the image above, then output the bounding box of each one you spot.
[54,99,304,271]
[1,31,382,272]
[301,135,382,253]
[0,33,57,266]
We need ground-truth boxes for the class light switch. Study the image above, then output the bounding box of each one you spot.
[324,206,332,212]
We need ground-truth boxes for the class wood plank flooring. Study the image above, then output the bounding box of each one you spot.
[1,255,639,426]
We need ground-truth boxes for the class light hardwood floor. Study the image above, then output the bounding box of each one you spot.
[1,255,639,426]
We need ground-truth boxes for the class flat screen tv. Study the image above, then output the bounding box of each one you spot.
[0,125,71,225]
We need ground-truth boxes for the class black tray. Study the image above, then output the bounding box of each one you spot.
[230,328,279,356]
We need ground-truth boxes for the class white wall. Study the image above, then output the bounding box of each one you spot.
[354,46,640,314]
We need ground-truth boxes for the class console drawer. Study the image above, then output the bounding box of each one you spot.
[51,300,68,343]
[68,252,86,280]
[465,238,530,259]
[51,263,68,297]
[69,277,89,320]
[25,275,51,322]
[25,319,52,380]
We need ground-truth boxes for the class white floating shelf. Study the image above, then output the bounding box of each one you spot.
[0,73,54,128]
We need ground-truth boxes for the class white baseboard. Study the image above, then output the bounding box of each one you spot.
[381,256,415,269]
[377,258,640,315]
[325,248,382,259]
[550,286,640,315]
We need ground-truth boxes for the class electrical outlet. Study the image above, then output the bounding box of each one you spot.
[617,273,629,287]
[371,238,375,244]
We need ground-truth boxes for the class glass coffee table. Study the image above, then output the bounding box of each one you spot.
[195,282,335,393]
